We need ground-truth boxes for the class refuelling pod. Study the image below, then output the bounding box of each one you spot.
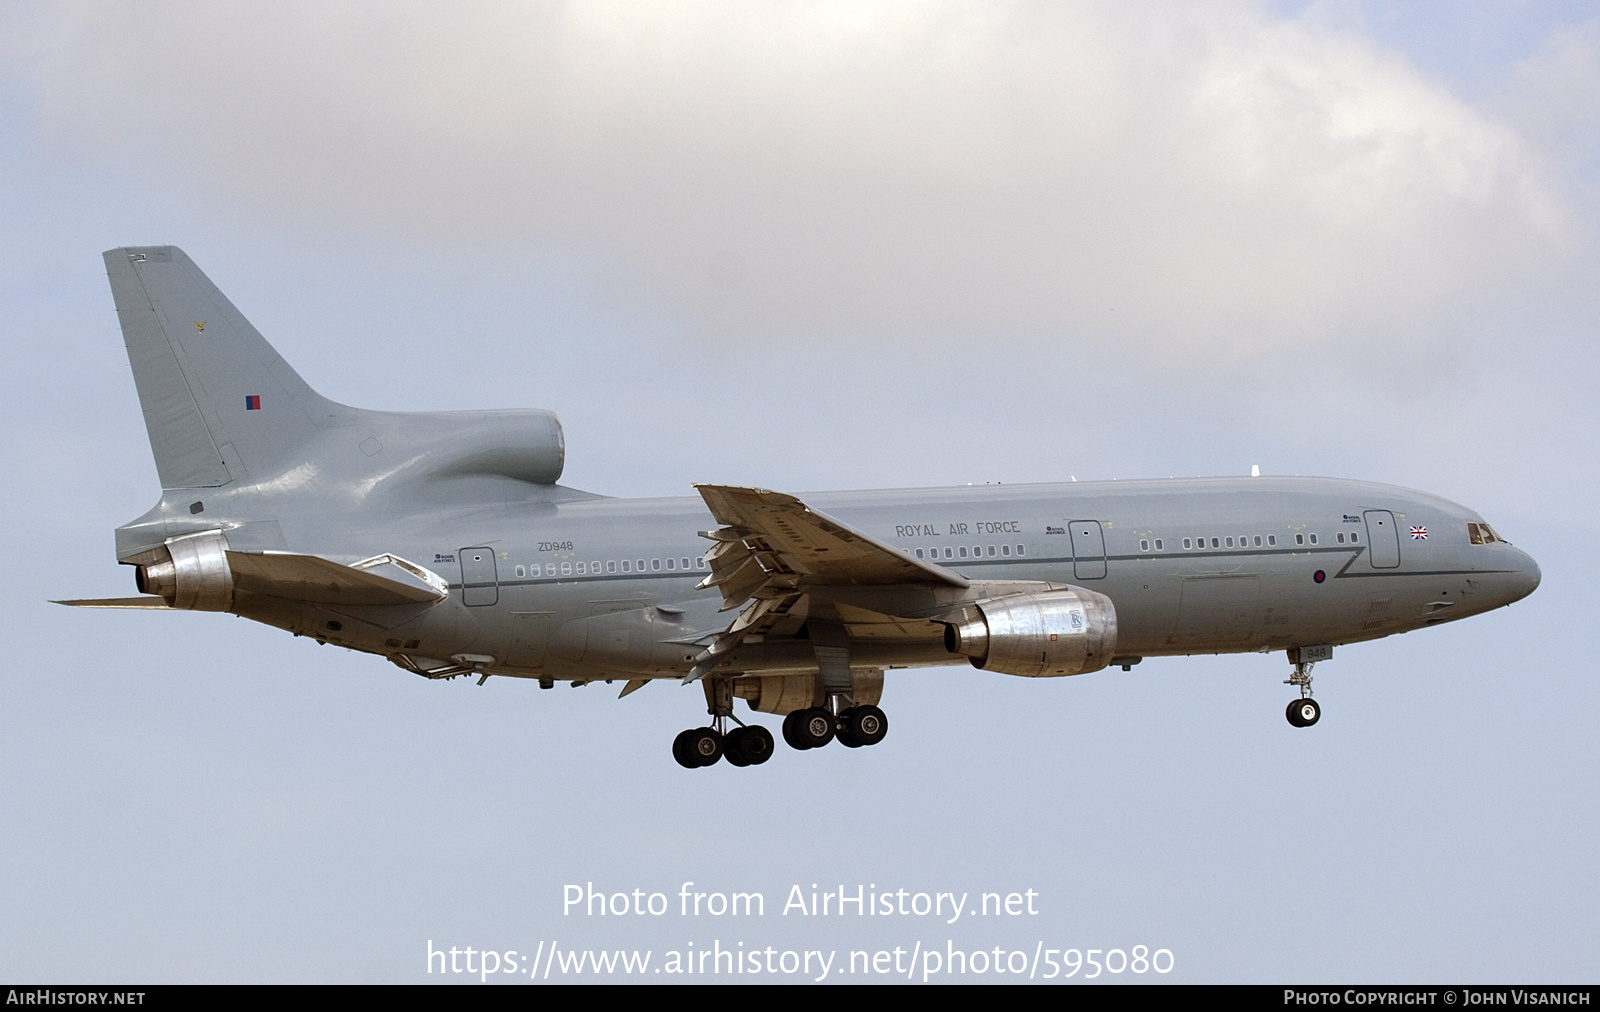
[133,530,234,611]
[942,588,1118,677]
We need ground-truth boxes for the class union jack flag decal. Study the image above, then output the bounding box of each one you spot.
[1410,526,1428,540]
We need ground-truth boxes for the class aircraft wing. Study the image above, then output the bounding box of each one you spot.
[695,484,966,610]
[688,485,966,681]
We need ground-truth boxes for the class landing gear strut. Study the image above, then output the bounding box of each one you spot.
[1284,647,1324,728]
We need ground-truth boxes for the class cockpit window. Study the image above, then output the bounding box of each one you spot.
[1468,522,1506,544]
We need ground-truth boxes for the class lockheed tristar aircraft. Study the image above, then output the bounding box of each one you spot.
[60,247,1542,768]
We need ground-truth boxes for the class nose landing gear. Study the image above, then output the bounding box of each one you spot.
[1284,646,1329,727]
[1286,697,1321,727]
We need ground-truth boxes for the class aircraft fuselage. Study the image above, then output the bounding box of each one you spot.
[174,475,1538,682]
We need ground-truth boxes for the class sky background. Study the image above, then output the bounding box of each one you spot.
[0,0,1596,983]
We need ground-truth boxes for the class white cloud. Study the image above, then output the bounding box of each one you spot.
[3,1,1581,358]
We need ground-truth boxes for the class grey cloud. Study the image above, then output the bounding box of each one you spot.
[3,1,1582,358]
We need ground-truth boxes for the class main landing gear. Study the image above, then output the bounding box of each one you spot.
[672,721,775,769]
[781,704,889,750]
[673,676,777,769]
[1284,647,1325,728]
[671,677,890,768]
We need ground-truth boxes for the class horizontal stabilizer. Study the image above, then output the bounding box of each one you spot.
[226,551,448,606]
[52,597,173,609]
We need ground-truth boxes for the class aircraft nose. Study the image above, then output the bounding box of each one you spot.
[1506,547,1541,603]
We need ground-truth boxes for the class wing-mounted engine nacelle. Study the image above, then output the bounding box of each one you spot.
[132,530,234,611]
[942,588,1118,677]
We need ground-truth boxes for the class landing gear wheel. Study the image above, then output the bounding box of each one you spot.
[782,710,810,750]
[722,727,753,766]
[835,708,864,748]
[790,706,836,749]
[1286,698,1321,728]
[839,704,888,747]
[672,728,700,768]
[730,724,775,765]
[686,726,724,765]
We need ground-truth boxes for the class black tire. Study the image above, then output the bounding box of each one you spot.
[843,704,888,746]
[794,707,835,749]
[738,724,775,765]
[782,710,810,750]
[836,707,864,748]
[721,727,752,766]
[1286,698,1320,728]
[687,726,724,766]
[672,728,700,768]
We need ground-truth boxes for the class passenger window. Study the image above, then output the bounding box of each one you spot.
[1268,535,1276,546]
[1309,534,1318,545]
[1225,537,1234,547]
[1002,545,1011,556]
[1350,533,1358,543]
[959,547,968,558]
[515,565,526,578]
[1337,533,1345,543]
[988,546,996,556]
[946,548,954,559]
[637,559,646,571]
[561,562,572,575]
[1253,535,1261,547]
[1183,538,1192,549]
[1016,545,1025,556]
[621,560,631,572]
[1211,537,1220,548]
[607,561,617,573]
[696,558,706,569]
[1154,539,1163,551]
[1295,534,1304,546]
[1140,539,1149,552]
[682,558,691,569]
[651,559,660,571]
[915,548,924,559]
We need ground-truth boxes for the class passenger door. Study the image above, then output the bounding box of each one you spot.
[1363,511,1401,569]
[1068,520,1107,580]
[459,547,499,606]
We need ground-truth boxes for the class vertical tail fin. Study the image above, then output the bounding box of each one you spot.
[104,246,344,488]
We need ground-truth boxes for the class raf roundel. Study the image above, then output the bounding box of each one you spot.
[1313,570,1326,584]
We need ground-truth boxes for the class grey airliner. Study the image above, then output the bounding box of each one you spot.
[61,247,1542,768]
